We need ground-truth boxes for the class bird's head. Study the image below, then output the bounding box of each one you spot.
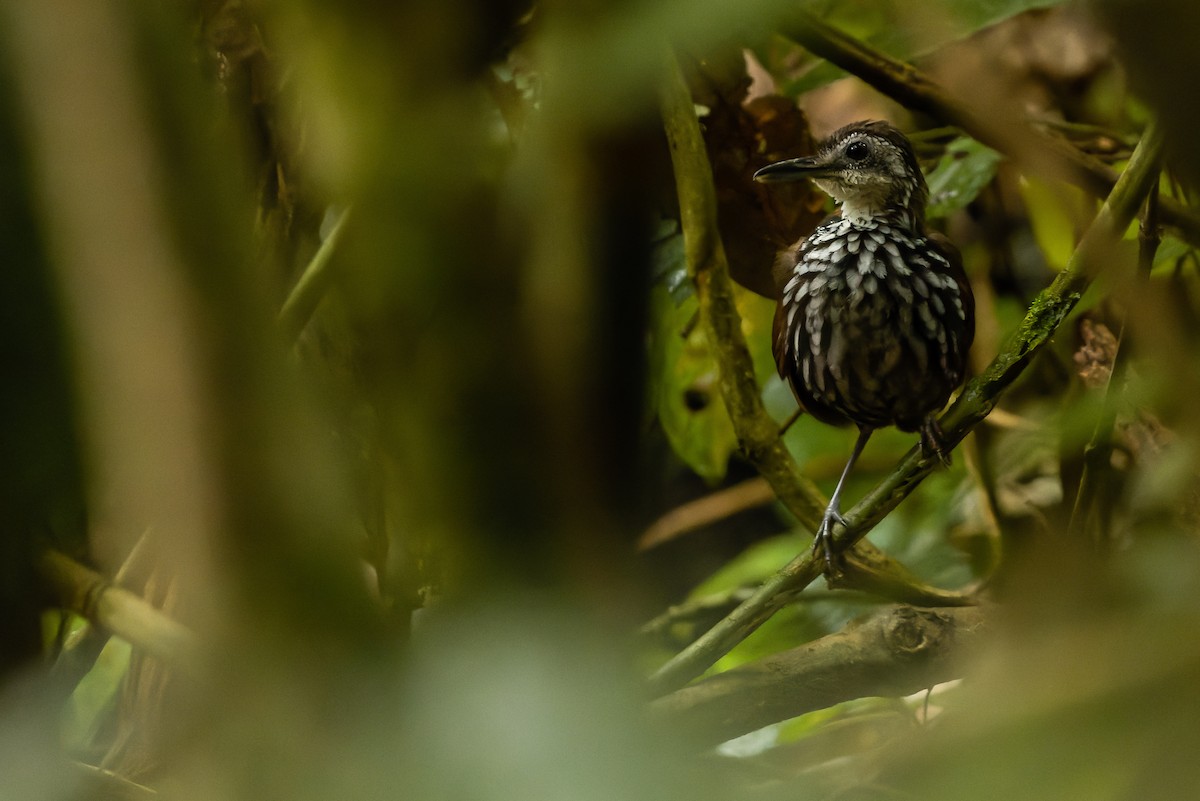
[754,120,927,227]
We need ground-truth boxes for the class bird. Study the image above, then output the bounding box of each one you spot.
[752,120,974,571]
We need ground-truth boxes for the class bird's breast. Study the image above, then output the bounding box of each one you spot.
[776,218,971,429]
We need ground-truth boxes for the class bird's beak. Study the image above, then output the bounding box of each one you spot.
[753,156,836,183]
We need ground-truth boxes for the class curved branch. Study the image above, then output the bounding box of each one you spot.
[651,604,988,748]
[659,49,824,530]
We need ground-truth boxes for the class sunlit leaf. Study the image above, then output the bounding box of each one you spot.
[690,533,803,596]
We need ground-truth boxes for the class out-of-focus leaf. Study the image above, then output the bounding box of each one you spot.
[650,223,693,304]
[1150,235,1191,272]
[647,286,738,482]
[1018,175,1092,271]
[926,137,1003,219]
[690,533,802,597]
[63,638,130,753]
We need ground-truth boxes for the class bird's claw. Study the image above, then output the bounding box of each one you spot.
[919,418,952,467]
[813,508,849,577]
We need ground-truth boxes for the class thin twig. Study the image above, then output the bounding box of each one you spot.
[53,530,155,683]
[649,109,1164,695]
[278,206,352,340]
[639,584,763,644]
[73,762,158,800]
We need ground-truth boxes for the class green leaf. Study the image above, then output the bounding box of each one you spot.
[63,636,131,751]
[647,269,780,483]
[1150,235,1193,272]
[1018,174,1092,271]
[690,533,803,596]
[926,137,1003,219]
[647,286,738,482]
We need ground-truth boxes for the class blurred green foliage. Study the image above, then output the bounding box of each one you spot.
[3,0,1200,800]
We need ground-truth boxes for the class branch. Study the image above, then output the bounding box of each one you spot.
[659,49,823,529]
[649,113,1164,696]
[786,11,1200,250]
[39,550,200,672]
[651,604,988,748]
[639,584,772,646]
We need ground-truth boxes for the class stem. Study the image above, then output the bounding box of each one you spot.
[1068,172,1163,544]
[278,206,352,340]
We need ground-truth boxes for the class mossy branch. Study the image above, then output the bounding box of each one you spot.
[652,59,1163,695]
[659,50,823,531]
[651,604,989,748]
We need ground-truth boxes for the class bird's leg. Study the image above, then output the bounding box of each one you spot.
[778,408,803,438]
[814,425,873,574]
[919,417,952,467]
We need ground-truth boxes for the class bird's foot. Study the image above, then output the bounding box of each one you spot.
[813,507,850,577]
[919,418,952,467]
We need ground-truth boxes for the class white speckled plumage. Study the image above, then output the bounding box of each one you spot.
[775,210,971,430]
[758,120,975,567]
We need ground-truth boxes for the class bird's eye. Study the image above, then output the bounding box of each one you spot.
[845,140,870,162]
